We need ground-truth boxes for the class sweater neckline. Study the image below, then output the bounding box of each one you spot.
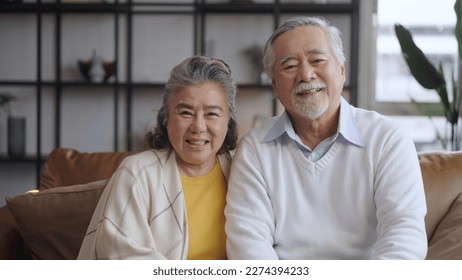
[293,139,342,175]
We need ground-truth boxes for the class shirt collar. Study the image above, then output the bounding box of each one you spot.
[263,97,363,147]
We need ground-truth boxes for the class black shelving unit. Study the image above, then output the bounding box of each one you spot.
[0,0,359,187]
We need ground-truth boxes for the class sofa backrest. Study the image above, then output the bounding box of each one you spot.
[39,148,135,190]
[39,148,462,242]
[418,151,462,240]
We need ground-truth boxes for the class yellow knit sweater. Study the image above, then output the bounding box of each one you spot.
[181,161,227,260]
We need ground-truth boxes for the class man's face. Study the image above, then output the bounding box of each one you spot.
[271,25,345,121]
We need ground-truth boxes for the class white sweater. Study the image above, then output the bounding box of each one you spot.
[225,102,428,260]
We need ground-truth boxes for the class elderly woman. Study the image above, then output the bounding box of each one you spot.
[78,55,238,260]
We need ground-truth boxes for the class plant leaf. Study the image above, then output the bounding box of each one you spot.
[452,67,459,125]
[455,0,462,58]
[394,24,446,90]
[455,0,462,126]
[0,93,16,106]
[436,64,452,123]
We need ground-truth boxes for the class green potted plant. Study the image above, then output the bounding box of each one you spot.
[0,92,26,158]
[394,0,462,150]
[0,92,16,116]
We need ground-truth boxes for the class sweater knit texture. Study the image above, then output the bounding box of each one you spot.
[225,99,428,260]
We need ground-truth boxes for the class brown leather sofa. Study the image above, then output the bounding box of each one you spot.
[1,148,462,259]
[0,148,134,259]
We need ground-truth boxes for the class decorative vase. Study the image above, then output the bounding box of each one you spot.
[8,116,26,159]
[89,50,105,83]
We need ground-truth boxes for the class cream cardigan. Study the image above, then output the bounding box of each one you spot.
[78,149,231,260]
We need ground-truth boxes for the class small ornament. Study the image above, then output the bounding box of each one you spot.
[89,50,105,83]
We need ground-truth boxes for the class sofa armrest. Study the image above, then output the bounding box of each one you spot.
[0,206,28,259]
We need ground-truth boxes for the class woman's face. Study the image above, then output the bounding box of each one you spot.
[167,81,230,175]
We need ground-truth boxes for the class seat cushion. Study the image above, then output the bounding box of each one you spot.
[5,179,108,260]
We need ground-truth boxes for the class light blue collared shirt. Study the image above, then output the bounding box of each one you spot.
[262,97,363,162]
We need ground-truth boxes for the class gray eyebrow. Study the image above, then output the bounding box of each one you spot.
[279,55,294,66]
[279,49,328,66]
[308,49,327,55]
[174,102,224,112]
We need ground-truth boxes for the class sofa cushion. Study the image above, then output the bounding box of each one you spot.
[0,206,28,259]
[426,193,462,259]
[5,179,108,260]
[39,148,133,190]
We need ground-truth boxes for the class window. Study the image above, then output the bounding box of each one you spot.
[372,0,458,151]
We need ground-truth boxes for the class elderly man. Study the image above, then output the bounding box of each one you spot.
[225,16,427,260]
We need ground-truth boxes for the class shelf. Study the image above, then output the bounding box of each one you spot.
[0,81,39,86]
[201,3,275,13]
[0,80,277,89]
[0,155,46,163]
[0,0,360,187]
[0,2,127,13]
[279,3,356,13]
[202,3,355,14]
[0,2,356,14]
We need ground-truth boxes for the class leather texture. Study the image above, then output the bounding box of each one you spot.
[39,148,134,190]
[418,152,462,240]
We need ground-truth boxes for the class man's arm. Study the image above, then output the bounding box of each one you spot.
[373,126,428,259]
[225,136,279,260]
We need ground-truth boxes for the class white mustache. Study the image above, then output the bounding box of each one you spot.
[294,83,326,94]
